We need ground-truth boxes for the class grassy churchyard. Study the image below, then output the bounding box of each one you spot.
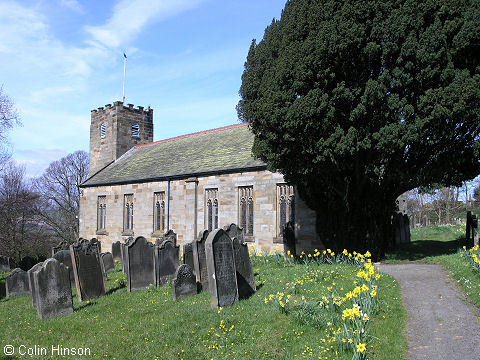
[2,225,480,360]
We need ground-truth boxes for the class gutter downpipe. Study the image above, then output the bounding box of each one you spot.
[167,178,171,230]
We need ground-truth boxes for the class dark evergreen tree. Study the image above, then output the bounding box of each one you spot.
[237,0,480,258]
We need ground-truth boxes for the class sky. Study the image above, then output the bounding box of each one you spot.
[0,0,287,177]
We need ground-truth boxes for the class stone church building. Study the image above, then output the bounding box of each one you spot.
[79,102,321,252]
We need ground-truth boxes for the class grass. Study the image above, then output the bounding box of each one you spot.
[0,256,405,360]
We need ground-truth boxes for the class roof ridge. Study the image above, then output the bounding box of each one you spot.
[135,122,248,149]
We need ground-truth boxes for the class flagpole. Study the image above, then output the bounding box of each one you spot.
[122,53,127,103]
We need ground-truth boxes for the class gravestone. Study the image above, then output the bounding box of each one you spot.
[28,262,44,307]
[467,211,472,244]
[6,268,30,297]
[70,238,106,301]
[193,230,209,290]
[53,250,75,287]
[52,240,69,256]
[0,255,10,272]
[183,242,195,273]
[155,239,180,286]
[33,258,73,319]
[112,241,122,261]
[126,236,156,291]
[205,229,238,308]
[164,229,177,246]
[232,238,256,299]
[101,252,115,273]
[224,223,244,244]
[473,215,479,246]
[172,264,197,301]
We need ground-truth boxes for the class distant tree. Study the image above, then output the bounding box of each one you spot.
[0,86,21,169]
[34,151,89,243]
[473,182,480,204]
[237,0,480,257]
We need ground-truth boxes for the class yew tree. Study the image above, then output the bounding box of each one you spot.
[237,0,480,257]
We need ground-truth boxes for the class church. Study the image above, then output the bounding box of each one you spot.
[79,101,322,252]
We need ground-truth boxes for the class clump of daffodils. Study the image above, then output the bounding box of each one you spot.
[460,245,480,273]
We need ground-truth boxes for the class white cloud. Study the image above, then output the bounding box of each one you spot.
[85,0,203,49]
[58,0,85,13]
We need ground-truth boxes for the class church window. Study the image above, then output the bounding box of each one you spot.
[276,184,295,237]
[154,192,166,233]
[123,194,134,232]
[97,196,106,231]
[239,186,254,236]
[205,189,218,232]
[131,122,139,137]
[100,122,106,138]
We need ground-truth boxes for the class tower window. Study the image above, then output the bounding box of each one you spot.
[132,122,139,137]
[100,122,106,138]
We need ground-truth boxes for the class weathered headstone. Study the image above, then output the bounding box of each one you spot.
[53,250,75,287]
[224,223,244,244]
[101,252,115,273]
[193,230,209,290]
[125,236,156,291]
[205,229,238,308]
[164,229,177,246]
[232,238,256,299]
[33,258,73,319]
[172,264,197,301]
[52,240,69,256]
[0,255,10,272]
[28,262,44,307]
[112,241,122,261]
[6,268,30,297]
[155,239,180,286]
[183,242,195,272]
[70,238,106,301]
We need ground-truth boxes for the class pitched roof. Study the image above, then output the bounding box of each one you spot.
[82,123,267,187]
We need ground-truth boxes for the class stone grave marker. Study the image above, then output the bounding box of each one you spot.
[193,230,209,290]
[52,240,69,256]
[183,241,195,272]
[70,238,106,301]
[155,239,180,286]
[164,229,177,246]
[112,241,122,261]
[6,268,30,297]
[33,258,73,319]
[205,229,238,308]
[126,236,156,291]
[0,255,10,272]
[232,238,256,299]
[224,223,244,244]
[53,249,75,287]
[28,262,44,307]
[101,252,115,273]
[172,264,197,301]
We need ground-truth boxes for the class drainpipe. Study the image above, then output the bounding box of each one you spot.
[167,178,171,230]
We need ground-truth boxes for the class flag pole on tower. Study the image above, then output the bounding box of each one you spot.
[122,53,127,103]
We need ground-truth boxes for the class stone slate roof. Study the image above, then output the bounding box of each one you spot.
[82,123,267,187]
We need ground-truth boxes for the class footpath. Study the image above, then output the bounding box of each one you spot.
[379,263,480,360]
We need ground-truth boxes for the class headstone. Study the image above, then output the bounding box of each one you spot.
[473,216,479,246]
[19,256,37,271]
[193,230,209,290]
[232,238,256,299]
[155,239,180,286]
[125,236,155,291]
[52,240,69,256]
[53,250,75,288]
[403,214,411,243]
[33,258,73,319]
[183,242,195,272]
[172,264,197,301]
[112,241,122,261]
[6,268,30,297]
[205,229,238,308]
[70,238,106,301]
[0,255,10,272]
[101,252,115,273]
[164,229,177,246]
[224,224,245,244]
[28,262,44,307]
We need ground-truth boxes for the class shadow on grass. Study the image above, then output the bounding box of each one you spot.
[385,238,462,262]
[75,300,97,311]
[106,282,126,296]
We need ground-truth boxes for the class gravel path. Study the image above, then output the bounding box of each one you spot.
[378,263,480,360]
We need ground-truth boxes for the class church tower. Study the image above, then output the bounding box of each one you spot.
[89,101,153,176]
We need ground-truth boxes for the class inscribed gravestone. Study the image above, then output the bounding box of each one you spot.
[52,240,69,256]
[0,255,10,272]
[102,252,115,273]
[33,258,73,319]
[70,238,106,301]
[183,242,195,272]
[126,236,156,291]
[112,241,122,261]
[224,223,245,244]
[232,238,256,299]
[28,262,44,307]
[6,268,30,297]
[53,250,75,287]
[155,239,180,286]
[205,229,238,308]
[172,264,197,301]
[193,230,209,290]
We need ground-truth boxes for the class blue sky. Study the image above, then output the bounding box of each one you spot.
[0,0,286,177]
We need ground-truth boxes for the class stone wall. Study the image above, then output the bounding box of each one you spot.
[79,170,322,252]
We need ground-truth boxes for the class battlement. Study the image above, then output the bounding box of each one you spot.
[91,101,152,115]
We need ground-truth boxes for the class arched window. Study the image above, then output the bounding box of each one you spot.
[123,194,134,232]
[239,186,254,236]
[205,189,218,232]
[131,121,139,137]
[277,184,295,237]
[213,199,218,230]
[97,196,106,231]
[207,199,213,232]
[100,122,106,138]
[154,192,166,233]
